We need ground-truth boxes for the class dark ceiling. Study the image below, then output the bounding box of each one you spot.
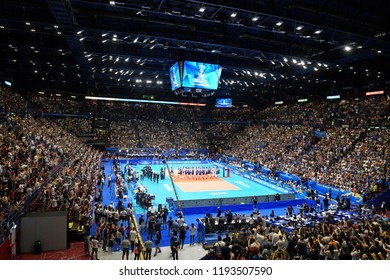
[1,0,390,104]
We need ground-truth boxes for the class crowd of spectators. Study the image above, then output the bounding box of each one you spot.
[0,114,103,241]
[203,107,257,121]
[329,129,389,194]
[253,97,390,127]
[137,120,172,148]
[168,121,207,149]
[201,209,390,260]
[1,115,66,220]
[48,118,93,136]
[109,119,207,150]
[1,89,389,248]
[109,120,140,148]
[30,95,84,115]
[4,90,386,197]
[204,123,244,148]
[164,106,197,121]
[5,88,390,129]
[223,124,388,194]
[0,88,31,115]
[101,102,165,121]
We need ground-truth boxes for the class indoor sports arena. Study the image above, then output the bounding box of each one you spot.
[0,0,389,264]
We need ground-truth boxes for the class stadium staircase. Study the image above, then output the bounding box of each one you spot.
[132,122,142,147]
[90,117,110,145]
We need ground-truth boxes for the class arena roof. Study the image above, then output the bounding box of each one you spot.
[1,0,390,103]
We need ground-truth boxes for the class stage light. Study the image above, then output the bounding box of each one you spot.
[366,90,384,96]
[252,16,259,21]
[231,11,237,17]
[276,21,283,26]
[296,25,303,30]
[344,46,352,51]
[199,6,205,12]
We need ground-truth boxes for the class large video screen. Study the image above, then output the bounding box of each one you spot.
[182,61,221,90]
[169,62,181,91]
[216,98,232,108]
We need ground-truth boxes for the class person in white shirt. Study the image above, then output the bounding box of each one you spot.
[177,216,185,228]
[129,228,137,253]
[90,236,99,260]
[148,205,156,215]
[275,234,287,251]
[214,235,226,257]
